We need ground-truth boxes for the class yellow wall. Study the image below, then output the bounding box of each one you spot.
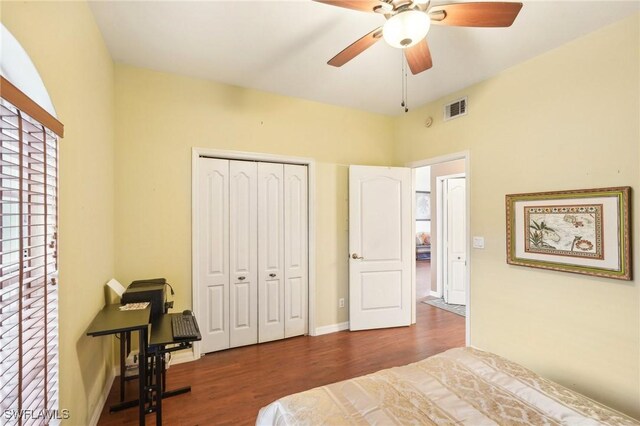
[2,1,115,424]
[4,1,639,421]
[113,64,395,328]
[394,14,640,418]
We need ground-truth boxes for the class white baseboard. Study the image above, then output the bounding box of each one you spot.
[169,348,198,366]
[429,290,440,298]
[315,321,349,335]
[89,367,116,426]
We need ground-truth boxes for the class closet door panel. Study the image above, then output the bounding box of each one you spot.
[229,161,258,348]
[258,162,285,343]
[197,158,230,353]
[207,286,225,332]
[284,165,308,337]
[266,280,280,322]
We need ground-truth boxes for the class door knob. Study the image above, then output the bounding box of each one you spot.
[269,273,276,278]
[351,253,364,260]
[238,276,246,281]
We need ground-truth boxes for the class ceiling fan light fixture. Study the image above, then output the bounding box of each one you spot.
[383,10,430,49]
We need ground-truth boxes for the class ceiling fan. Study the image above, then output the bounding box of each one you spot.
[314,0,523,74]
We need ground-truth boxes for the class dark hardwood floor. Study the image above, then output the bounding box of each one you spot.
[98,302,465,425]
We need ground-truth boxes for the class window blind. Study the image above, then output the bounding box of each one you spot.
[0,91,60,424]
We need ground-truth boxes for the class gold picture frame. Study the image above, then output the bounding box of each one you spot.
[506,187,631,280]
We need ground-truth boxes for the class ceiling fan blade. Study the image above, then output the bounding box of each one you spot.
[429,2,523,27]
[404,38,433,75]
[328,27,383,67]
[313,0,384,13]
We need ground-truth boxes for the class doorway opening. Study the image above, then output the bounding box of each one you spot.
[410,153,469,346]
[414,166,432,302]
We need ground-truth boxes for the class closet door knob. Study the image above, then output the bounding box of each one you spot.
[238,276,246,281]
[269,273,276,278]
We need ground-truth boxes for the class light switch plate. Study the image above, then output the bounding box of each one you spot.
[473,236,485,249]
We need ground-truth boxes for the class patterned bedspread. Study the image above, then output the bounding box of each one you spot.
[256,347,638,425]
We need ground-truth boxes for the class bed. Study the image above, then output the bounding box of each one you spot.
[257,347,638,425]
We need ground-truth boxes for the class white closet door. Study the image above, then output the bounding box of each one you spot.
[284,165,308,338]
[197,158,229,353]
[258,162,285,343]
[229,161,258,348]
[445,177,467,305]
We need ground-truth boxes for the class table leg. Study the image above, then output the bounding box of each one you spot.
[155,349,163,425]
[120,332,126,402]
[138,328,147,426]
[162,354,166,393]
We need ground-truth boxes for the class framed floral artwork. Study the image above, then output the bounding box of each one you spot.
[506,187,631,280]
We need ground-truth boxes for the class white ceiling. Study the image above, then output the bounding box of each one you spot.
[89,1,639,116]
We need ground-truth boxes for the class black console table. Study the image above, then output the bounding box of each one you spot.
[87,305,201,425]
[87,304,150,425]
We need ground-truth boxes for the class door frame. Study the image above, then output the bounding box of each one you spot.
[436,173,465,302]
[406,151,471,346]
[191,148,317,359]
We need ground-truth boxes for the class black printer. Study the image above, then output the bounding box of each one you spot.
[121,278,167,320]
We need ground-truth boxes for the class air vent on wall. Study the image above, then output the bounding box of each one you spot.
[444,97,467,121]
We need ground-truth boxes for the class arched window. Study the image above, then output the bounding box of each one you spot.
[1,24,64,423]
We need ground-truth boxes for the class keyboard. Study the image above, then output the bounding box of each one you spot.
[171,314,200,340]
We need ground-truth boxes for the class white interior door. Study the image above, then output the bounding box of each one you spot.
[229,160,258,348]
[349,165,412,331]
[284,164,308,338]
[197,158,230,353]
[446,177,467,305]
[258,162,285,342]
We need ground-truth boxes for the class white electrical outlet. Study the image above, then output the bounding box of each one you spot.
[339,298,345,308]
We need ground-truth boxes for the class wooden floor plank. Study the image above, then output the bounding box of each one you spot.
[98,303,465,425]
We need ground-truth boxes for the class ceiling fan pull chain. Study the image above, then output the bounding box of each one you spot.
[405,58,409,113]
[400,51,403,109]
[400,52,405,111]
[401,53,409,113]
